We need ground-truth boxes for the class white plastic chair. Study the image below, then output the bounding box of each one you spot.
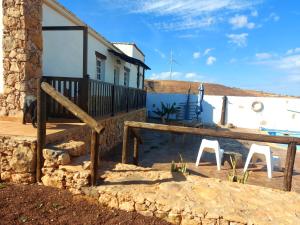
[243,144,278,179]
[195,139,224,170]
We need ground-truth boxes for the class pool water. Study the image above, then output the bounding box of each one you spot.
[260,128,300,150]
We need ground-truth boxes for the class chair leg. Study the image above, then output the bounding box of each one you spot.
[243,150,254,173]
[195,147,204,167]
[265,152,273,179]
[215,149,222,171]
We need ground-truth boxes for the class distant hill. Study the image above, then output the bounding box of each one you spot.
[145,79,297,97]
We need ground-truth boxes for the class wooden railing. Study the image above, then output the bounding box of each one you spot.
[122,121,300,192]
[43,76,147,119]
[37,79,104,186]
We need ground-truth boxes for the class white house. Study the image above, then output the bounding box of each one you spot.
[0,0,149,119]
[42,0,150,89]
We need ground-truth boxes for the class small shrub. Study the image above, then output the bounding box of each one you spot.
[171,154,189,175]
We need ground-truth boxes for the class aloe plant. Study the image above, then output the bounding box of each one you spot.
[228,156,250,184]
[171,154,188,175]
[152,102,180,123]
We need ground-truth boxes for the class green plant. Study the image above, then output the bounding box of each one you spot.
[228,156,250,184]
[152,102,180,123]
[171,154,189,175]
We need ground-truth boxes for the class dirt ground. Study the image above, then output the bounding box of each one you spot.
[103,129,300,192]
[0,183,171,225]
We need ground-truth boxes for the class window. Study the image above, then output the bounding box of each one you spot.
[96,58,104,81]
[114,67,120,85]
[95,51,106,81]
[124,67,130,87]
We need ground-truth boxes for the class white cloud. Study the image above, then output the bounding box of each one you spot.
[229,58,237,63]
[203,48,214,56]
[154,48,166,59]
[286,48,300,55]
[206,56,217,65]
[193,52,201,59]
[108,0,262,31]
[229,15,255,29]
[255,52,273,60]
[254,52,300,82]
[154,17,215,31]
[266,12,280,22]
[288,75,300,82]
[251,10,258,17]
[185,73,197,78]
[227,33,248,47]
[148,71,205,81]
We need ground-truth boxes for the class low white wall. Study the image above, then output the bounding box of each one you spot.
[147,93,300,131]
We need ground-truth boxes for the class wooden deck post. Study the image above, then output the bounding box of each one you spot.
[111,84,115,116]
[122,125,129,164]
[220,96,227,126]
[90,130,99,186]
[284,142,297,191]
[133,137,139,166]
[36,78,46,182]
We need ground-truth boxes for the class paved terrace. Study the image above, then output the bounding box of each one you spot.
[0,120,85,144]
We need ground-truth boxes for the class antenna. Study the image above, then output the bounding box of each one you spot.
[169,49,178,80]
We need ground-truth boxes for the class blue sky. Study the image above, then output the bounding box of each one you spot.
[58,0,300,96]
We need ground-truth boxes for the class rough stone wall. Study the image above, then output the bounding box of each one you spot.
[0,135,36,183]
[0,0,43,117]
[49,109,147,154]
[1,109,146,184]
[94,163,300,225]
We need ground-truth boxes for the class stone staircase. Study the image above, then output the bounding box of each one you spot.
[41,140,92,194]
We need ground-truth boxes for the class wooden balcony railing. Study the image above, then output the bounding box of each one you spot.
[43,76,146,119]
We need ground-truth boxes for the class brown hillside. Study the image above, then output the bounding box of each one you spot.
[145,79,293,97]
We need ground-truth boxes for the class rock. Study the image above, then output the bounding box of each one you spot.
[54,140,86,157]
[9,145,35,173]
[43,148,70,166]
[11,173,35,184]
[119,201,135,212]
[57,153,71,165]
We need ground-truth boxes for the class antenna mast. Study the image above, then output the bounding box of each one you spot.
[169,50,178,80]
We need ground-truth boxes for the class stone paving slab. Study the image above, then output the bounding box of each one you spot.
[86,162,300,225]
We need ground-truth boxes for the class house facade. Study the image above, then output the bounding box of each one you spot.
[0,0,149,119]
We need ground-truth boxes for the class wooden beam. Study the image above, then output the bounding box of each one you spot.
[90,130,99,186]
[124,121,300,145]
[284,142,297,191]
[122,125,129,164]
[133,137,139,166]
[131,128,143,144]
[42,26,85,31]
[36,78,46,182]
[220,96,227,125]
[41,82,104,134]
[83,26,88,78]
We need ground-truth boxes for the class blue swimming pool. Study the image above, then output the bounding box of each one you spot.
[260,128,300,150]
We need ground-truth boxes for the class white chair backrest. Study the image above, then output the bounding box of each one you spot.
[201,139,220,149]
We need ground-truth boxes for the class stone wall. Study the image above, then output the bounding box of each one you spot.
[48,109,147,154]
[0,135,36,183]
[93,163,300,225]
[1,109,146,184]
[0,0,43,118]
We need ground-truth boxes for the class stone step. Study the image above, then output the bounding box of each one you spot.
[49,140,87,157]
